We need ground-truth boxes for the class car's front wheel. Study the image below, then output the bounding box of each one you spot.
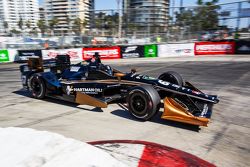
[127,85,161,121]
[29,74,46,99]
[158,71,183,86]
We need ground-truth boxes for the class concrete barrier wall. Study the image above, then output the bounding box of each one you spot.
[1,40,249,63]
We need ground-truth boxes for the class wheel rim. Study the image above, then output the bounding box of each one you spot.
[31,78,42,95]
[130,93,147,116]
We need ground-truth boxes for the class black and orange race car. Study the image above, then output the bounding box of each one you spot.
[19,55,219,126]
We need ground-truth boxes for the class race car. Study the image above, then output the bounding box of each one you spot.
[19,55,219,126]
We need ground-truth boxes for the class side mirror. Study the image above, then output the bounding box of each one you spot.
[114,73,126,82]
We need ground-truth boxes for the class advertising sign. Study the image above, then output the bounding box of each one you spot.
[235,40,250,54]
[0,50,10,62]
[158,43,195,57]
[195,41,235,55]
[82,47,121,60]
[42,48,82,61]
[17,50,42,61]
[121,45,144,58]
[144,44,157,58]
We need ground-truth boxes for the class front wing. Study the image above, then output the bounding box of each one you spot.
[161,97,213,126]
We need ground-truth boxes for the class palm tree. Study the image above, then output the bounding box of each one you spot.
[48,17,59,35]
[37,19,47,36]
[18,17,23,31]
[3,21,8,34]
[72,18,82,35]
[65,15,72,35]
[26,20,31,29]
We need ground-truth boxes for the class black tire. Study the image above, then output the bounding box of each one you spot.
[29,74,46,99]
[127,85,161,121]
[158,71,183,86]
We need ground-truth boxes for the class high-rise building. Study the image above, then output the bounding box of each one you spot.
[0,0,40,36]
[123,0,169,34]
[44,0,94,35]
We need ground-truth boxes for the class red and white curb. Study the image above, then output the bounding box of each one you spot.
[89,140,216,167]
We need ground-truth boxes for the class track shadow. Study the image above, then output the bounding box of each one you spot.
[12,89,103,113]
[112,104,200,132]
[13,89,199,131]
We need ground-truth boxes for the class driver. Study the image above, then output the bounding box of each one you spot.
[87,52,101,66]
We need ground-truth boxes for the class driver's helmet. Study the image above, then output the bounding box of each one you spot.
[94,52,100,59]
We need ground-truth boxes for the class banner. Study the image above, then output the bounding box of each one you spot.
[121,45,144,58]
[144,44,157,58]
[82,47,121,60]
[158,43,195,57]
[17,50,42,61]
[42,48,82,61]
[235,40,250,54]
[195,41,235,55]
[0,50,10,62]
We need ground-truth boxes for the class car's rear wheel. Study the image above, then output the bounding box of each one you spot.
[158,71,183,86]
[127,85,161,121]
[29,74,46,99]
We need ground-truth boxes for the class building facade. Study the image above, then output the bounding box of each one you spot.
[123,0,169,35]
[0,0,40,36]
[44,0,94,35]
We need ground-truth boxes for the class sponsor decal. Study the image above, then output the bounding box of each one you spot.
[121,45,144,58]
[82,47,121,60]
[192,90,201,95]
[125,46,137,53]
[238,45,250,51]
[175,49,192,53]
[172,84,180,89]
[18,50,42,60]
[66,85,103,95]
[70,66,81,72]
[195,41,235,55]
[21,75,26,85]
[142,76,155,80]
[158,80,170,86]
[144,44,157,57]
[0,50,10,62]
[235,40,250,54]
[158,43,195,57]
[42,49,82,60]
[201,104,208,117]
[47,50,79,59]
[66,85,73,95]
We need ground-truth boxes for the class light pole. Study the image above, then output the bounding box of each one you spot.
[116,0,122,40]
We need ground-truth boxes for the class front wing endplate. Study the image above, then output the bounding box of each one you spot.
[161,97,210,126]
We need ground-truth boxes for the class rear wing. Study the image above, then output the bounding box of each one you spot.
[20,55,71,74]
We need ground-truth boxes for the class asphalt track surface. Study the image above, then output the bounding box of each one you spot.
[0,55,249,167]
